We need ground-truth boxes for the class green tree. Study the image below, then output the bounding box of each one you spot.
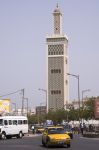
[68,108,79,121]
[28,114,38,124]
[83,97,95,120]
[46,109,68,125]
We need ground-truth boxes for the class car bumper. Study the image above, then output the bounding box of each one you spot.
[48,139,70,146]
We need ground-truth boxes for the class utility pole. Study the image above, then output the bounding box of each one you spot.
[24,98,28,117]
[21,89,25,115]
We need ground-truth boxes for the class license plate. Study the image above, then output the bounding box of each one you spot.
[58,141,64,144]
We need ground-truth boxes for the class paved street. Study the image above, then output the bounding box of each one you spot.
[0,134,99,150]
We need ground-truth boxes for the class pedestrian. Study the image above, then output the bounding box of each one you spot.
[31,125,35,134]
[80,123,84,135]
[71,123,74,133]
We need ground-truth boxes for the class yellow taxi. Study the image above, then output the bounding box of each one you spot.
[42,126,71,148]
[35,126,44,134]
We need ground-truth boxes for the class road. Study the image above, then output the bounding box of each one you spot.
[0,134,99,150]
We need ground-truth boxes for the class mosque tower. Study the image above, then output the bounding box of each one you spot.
[46,4,69,111]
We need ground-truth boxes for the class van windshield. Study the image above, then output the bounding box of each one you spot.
[0,119,3,126]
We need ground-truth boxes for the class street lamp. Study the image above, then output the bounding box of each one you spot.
[24,98,28,117]
[82,89,90,108]
[21,89,25,115]
[38,88,47,113]
[67,73,80,121]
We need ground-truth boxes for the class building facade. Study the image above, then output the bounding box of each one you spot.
[36,106,46,115]
[46,5,69,111]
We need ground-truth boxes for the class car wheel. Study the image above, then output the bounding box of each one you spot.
[1,132,6,140]
[7,135,12,139]
[17,132,23,138]
[67,144,71,148]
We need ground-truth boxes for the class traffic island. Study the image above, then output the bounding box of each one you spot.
[83,132,99,138]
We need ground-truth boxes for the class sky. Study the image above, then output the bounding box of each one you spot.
[0,0,99,110]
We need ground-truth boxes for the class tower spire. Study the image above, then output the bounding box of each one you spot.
[56,2,58,8]
[53,4,62,35]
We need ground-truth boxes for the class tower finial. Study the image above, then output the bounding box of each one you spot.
[56,2,59,8]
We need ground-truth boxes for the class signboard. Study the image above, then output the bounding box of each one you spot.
[0,99,10,113]
[94,99,99,119]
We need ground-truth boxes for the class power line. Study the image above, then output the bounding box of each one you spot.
[0,89,22,98]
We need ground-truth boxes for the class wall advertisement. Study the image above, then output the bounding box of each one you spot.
[0,99,10,114]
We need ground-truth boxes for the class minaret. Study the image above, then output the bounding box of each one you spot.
[46,5,69,111]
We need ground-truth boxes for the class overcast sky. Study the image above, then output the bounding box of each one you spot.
[0,0,99,110]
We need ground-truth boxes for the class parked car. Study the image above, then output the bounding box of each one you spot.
[35,125,44,134]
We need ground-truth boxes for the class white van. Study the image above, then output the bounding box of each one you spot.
[0,116,28,139]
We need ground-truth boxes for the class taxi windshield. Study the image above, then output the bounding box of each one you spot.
[0,119,3,126]
[48,128,65,134]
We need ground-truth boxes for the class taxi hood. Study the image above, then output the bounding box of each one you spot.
[48,134,70,139]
